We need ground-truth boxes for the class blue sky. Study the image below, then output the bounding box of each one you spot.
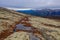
[0,0,60,9]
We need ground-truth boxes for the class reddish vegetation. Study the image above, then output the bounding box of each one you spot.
[19,16,32,27]
[41,23,60,28]
[0,30,13,40]
[0,22,16,40]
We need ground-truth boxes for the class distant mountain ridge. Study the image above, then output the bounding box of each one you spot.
[17,9,60,17]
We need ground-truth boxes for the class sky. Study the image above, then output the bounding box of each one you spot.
[0,0,60,9]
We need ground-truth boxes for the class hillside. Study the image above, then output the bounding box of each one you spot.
[0,7,60,40]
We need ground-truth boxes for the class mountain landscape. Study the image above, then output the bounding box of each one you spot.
[17,9,60,18]
[0,7,60,40]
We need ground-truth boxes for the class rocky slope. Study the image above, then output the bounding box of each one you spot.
[0,7,60,40]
